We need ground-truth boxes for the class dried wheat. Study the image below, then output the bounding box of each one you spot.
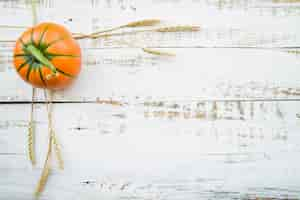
[142,48,175,56]
[155,26,200,32]
[123,19,161,27]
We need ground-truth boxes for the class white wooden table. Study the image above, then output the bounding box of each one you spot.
[1,0,300,199]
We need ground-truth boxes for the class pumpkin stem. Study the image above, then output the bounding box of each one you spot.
[26,44,57,75]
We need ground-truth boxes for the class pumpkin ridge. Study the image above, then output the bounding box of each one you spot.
[42,37,67,51]
[55,68,75,78]
[26,61,34,81]
[45,52,80,59]
[38,25,50,48]
[14,54,30,58]
[19,38,27,49]
[38,67,47,86]
[17,58,32,71]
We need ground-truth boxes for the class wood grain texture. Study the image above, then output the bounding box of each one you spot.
[1,103,300,199]
[1,0,300,199]
[1,0,300,48]
[1,48,300,102]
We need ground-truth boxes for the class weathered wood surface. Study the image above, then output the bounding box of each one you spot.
[1,0,300,199]
[1,102,300,199]
[1,48,300,102]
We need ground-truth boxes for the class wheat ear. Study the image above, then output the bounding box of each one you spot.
[34,137,52,197]
[46,91,64,170]
[28,88,36,165]
[142,48,175,56]
[155,26,200,32]
[52,132,64,170]
[122,19,161,27]
[73,19,161,39]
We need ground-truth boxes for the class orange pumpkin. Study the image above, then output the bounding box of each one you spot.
[13,22,81,90]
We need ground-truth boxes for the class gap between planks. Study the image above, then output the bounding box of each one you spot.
[2,44,300,49]
[2,98,300,105]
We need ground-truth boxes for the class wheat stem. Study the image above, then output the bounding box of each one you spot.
[73,29,149,39]
[89,26,124,36]
[44,91,64,170]
[27,0,38,168]
[0,23,199,43]
[287,50,300,54]
[108,38,175,56]
[74,25,199,40]
[48,91,63,170]
[0,25,28,29]
[31,0,37,25]
[34,90,54,198]
[77,25,198,56]
[35,89,63,197]
[0,39,17,42]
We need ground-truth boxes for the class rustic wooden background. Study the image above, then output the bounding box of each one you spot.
[1,0,300,199]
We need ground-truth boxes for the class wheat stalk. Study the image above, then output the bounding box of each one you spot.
[75,19,161,39]
[287,50,300,54]
[0,22,199,43]
[74,25,200,40]
[73,26,178,56]
[142,48,175,56]
[31,0,37,25]
[273,0,300,3]
[35,90,57,198]
[0,25,28,29]
[34,143,51,197]
[108,38,175,56]
[34,99,53,198]
[45,91,63,170]
[0,39,17,42]
[27,0,38,168]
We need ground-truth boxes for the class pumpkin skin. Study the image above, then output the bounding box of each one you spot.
[13,22,81,90]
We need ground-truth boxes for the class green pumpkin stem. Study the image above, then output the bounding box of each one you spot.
[26,44,57,76]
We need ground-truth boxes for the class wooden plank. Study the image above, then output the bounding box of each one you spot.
[0,102,300,199]
[1,48,300,102]
[1,101,299,155]
[1,0,300,48]
[1,166,300,199]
